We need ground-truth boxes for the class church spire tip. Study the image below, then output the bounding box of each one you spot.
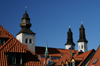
[25,6,27,12]
[69,22,71,28]
[81,18,83,25]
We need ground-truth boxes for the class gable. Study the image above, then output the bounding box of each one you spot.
[0,25,46,66]
[88,46,100,66]
[0,25,13,38]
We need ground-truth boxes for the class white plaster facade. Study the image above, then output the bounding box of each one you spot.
[16,33,35,52]
[78,42,87,52]
[65,45,75,50]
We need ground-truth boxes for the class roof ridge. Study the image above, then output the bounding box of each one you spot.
[0,25,14,37]
[78,49,94,66]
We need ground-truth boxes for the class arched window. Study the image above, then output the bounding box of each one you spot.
[25,38,28,43]
[81,45,83,49]
[29,39,32,43]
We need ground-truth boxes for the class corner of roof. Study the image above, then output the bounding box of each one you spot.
[78,49,95,66]
[0,25,14,37]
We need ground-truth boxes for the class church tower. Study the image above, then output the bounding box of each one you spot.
[65,27,75,50]
[16,8,36,52]
[77,23,88,52]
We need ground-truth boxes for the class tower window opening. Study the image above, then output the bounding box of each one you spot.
[29,39,32,43]
[25,39,28,43]
[81,45,83,49]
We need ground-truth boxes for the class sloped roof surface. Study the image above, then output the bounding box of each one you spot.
[0,25,13,38]
[77,49,94,66]
[55,49,94,66]
[88,46,100,66]
[35,46,78,56]
[0,25,45,66]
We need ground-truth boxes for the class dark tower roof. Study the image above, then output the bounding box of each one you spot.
[65,28,75,45]
[77,24,88,42]
[17,11,35,35]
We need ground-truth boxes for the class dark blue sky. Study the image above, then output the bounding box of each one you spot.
[0,0,100,50]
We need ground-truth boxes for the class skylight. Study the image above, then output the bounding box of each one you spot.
[93,59,98,64]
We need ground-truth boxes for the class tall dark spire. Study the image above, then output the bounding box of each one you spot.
[17,8,35,35]
[65,28,75,45]
[77,24,88,42]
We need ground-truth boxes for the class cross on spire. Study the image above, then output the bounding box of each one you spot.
[81,18,83,24]
[69,22,71,28]
[25,6,27,11]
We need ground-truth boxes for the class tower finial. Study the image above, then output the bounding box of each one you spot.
[69,22,71,28]
[25,6,27,12]
[81,18,83,24]
[45,41,49,60]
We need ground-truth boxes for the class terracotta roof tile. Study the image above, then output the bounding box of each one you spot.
[0,25,14,38]
[77,49,94,66]
[0,25,46,66]
[88,46,100,66]
[55,53,71,65]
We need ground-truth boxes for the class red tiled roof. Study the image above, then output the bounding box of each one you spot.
[0,25,46,66]
[0,25,13,38]
[77,49,94,66]
[88,46,100,66]
[55,53,71,65]
[55,49,94,66]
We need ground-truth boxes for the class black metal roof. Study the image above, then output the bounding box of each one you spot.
[65,28,75,45]
[77,24,88,42]
[17,11,35,35]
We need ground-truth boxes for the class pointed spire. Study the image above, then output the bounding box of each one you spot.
[65,27,75,46]
[77,21,88,42]
[45,42,49,59]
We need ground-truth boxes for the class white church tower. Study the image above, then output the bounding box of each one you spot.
[77,23,88,52]
[16,9,36,52]
[65,27,75,50]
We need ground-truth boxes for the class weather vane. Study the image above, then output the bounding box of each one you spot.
[69,22,70,28]
[81,18,83,24]
[25,6,27,11]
